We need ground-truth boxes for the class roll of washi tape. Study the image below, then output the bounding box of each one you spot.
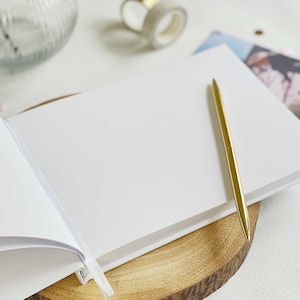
[121,0,187,48]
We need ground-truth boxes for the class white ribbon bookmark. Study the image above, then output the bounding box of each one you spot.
[76,259,114,299]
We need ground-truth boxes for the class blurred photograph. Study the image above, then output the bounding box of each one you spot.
[195,31,300,119]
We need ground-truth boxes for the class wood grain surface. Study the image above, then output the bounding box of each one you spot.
[27,203,260,300]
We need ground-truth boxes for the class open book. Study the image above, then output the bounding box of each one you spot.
[2,45,300,300]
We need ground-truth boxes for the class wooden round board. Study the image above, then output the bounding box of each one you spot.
[27,203,260,300]
[24,96,260,300]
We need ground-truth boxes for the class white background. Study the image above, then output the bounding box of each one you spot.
[1,0,300,299]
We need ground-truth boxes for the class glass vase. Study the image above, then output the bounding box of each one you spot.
[0,0,78,71]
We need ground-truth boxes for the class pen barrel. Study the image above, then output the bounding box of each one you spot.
[212,82,232,150]
[225,146,250,238]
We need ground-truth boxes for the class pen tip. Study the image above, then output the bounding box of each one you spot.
[245,230,251,242]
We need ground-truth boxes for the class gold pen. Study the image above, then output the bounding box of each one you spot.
[211,79,251,241]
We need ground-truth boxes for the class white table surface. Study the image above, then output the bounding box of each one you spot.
[1,1,300,299]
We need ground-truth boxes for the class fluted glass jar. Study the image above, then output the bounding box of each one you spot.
[0,0,78,71]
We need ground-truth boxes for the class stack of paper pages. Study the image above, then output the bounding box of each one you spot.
[2,45,300,300]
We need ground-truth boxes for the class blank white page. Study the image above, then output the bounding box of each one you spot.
[0,119,81,253]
